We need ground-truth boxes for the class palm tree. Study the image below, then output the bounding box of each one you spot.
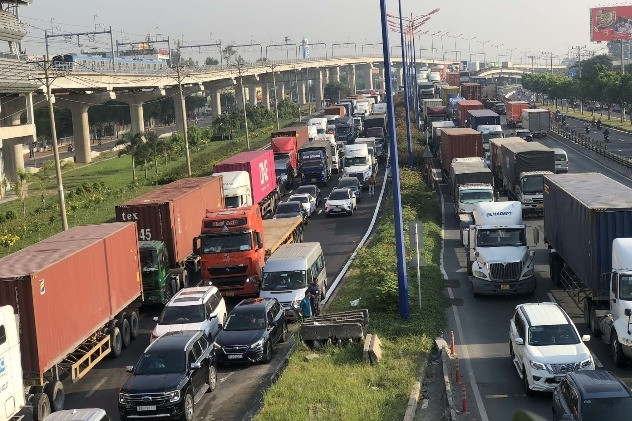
[143,131,168,174]
[116,132,143,181]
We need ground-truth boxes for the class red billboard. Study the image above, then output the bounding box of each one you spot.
[591,6,632,41]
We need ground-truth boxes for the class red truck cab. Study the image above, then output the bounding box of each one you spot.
[271,136,297,175]
[195,206,265,297]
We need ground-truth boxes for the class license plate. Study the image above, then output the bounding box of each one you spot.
[225,291,234,297]
[227,354,242,360]
[137,406,156,411]
[500,284,510,290]
[312,178,318,182]
[554,376,565,382]
[536,204,544,209]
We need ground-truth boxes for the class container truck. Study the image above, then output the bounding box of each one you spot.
[323,105,345,118]
[271,136,300,177]
[448,96,464,121]
[116,176,224,303]
[194,206,304,296]
[421,98,443,120]
[307,117,328,134]
[363,114,387,140]
[440,86,460,105]
[355,137,379,174]
[0,223,143,420]
[213,150,279,216]
[334,116,355,143]
[462,201,539,296]
[521,109,550,137]
[543,173,632,367]
[418,82,435,99]
[353,100,370,117]
[314,133,340,173]
[439,128,484,175]
[466,109,501,130]
[336,102,353,119]
[460,83,482,101]
[457,100,484,127]
[428,121,456,149]
[500,141,555,215]
[477,125,503,152]
[505,101,529,128]
[489,137,524,192]
[425,106,449,127]
[271,126,309,150]
[446,73,460,87]
[298,140,333,186]
[343,143,373,187]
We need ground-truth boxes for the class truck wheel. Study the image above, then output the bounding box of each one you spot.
[32,393,51,421]
[129,311,140,340]
[43,380,64,412]
[118,318,131,349]
[583,300,591,325]
[611,329,629,367]
[466,254,473,276]
[590,310,601,336]
[110,326,123,358]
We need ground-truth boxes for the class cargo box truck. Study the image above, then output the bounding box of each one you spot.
[521,109,550,137]
[439,128,484,175]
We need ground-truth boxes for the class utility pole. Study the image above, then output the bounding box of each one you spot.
[236,62,250,149]
[174,64,192,176]
[32,52,68,230]
[178,40,222,67]
[528,55,536,74]
[46,28,115,71]
[294,67,301,122]
[572,45,587,113]
[271,63,280,130]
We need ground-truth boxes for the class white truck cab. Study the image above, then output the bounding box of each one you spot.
[0,305,26,421]
[477,124,503,152]
[343,143,372,187]
[314,134,339,173]
[308,117,328,134]
[517,170,554,214]
[215,171,253,208]
[463,201,538,296]
[354,137,378,175]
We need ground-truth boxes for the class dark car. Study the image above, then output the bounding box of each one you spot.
[214,297,287,364]
[296,184,322,206]
[513,129,533,141]
[273,201,307,224]
[118,331,217,421]
[338,176,363,202]
[552,370,632,420]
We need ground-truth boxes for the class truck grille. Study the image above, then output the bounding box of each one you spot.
[212,276,247,287]
[489,262,523,281]
[531,197,543,203]
[548,362,580,374]
[348,172,364,181]
[208,265,248,276]
[125,392,169,405]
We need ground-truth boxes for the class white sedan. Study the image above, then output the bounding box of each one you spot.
[287,193,316,217]
[325,188,357,216]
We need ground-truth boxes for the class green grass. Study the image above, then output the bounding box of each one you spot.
[255,99,446,421]
[0,119,293,256]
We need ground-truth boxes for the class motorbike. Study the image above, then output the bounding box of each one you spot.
[585,125,590,134]
[604,131,610,142]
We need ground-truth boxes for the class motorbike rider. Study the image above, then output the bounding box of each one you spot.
[604,127,610,140]
[585,122,590,133]
[591,116,596,126]
[597,118,602,129]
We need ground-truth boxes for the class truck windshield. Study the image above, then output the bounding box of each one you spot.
[336,127,351,135]
[345,157,367,166]
[158,304,205,324]
[302,160,323,170]
[261,270,307,291]
[135,351,186,375]
[201,233,252,253]
[618,275,632,300]
[521,175,544,194]
[527,324,579,346]
[476,228,526,247]
[459,190,493,203]
[140,249,159,273]
[224,196,241,208]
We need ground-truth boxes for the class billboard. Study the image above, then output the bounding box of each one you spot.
[591,6,632,41]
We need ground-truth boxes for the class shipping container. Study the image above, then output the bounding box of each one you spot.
[270,125,309,150]
[544,173,632,291]
[0,223,142,379]
[214,150,277,206]
[500,141,555,186]
[440,128,484,171]
[467,109,501,129]
[116,176,224,265]
[456,100,484,127]
[490,137,524,187]
[505,101,529,127]
[440,86,460,105]
[323,106,345,117]
[446,73,460,87]
[521,109,550,136]
[460,83,482,101]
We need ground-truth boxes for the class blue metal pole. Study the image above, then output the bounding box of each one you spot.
[379,0,409,320]
[397,0,414,169]
[412,34,420,129]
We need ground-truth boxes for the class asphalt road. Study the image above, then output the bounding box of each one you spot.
[556,111,632,158]
[56,170,383,421]
[443,121,632,420]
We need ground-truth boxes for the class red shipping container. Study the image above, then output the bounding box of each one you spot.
[440,128,484,171]
[506,101,530,125]
[0,223,142,378]
[457,100,484,127]
[271,126,309,149]
[213,150,277,206]
[323,106,345,117]
[446,72,460,87]
[461,83,482,101]
[271,136,298,171]
[116,177,224,265]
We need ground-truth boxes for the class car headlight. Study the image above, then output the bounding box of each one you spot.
[529,360,546,371]
[118,392,129,404]
[214,342,223,350]
[473,269,488,280]
[522,268,534,278]
[165,390,181,403]
[250,338,265,350]
[580,358,593,368]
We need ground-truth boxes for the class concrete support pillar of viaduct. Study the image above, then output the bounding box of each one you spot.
[262,83,271,110]
[203,81,232,117]
[331,67,340,83]
[314,69,324,110]
[248,84,258,106]
[364,63,374,90]
[348,65,356,93]
[117,89,165,135]
[298,81,306,105]
[322,68,330,85]
[56,91,115,164]
[0,94,37,183]
[168,84,203,135]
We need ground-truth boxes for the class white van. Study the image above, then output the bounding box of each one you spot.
[259,242,327,321]
[552,148,568,173]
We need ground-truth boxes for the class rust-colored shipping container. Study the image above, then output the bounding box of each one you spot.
[323,105,345,117]
[460,83,482,102]
[440,128,484,171]
[270,125,309,150]
[456,100,484,127]
[0,223,142,379]
[116,176,225,265]
[505,101,530,127]
[446,72,460,87]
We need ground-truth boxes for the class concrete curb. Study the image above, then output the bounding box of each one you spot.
[436,337,458,421]
[267,334,298,386]
[402,355,428,421]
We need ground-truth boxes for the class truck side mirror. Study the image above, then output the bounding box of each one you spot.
[626,309,632,317]
[193,236,201,255]
[255,232,264,249]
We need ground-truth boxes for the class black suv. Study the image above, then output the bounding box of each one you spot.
[118,331,217,421]
[215,298,287,364]
[553,370,632,420]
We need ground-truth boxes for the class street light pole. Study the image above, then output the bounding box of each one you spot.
[174,64,192,177]
[379,0,409,320]
[237,62,250,149]
[396,0,414,169]
[271,63,280,130]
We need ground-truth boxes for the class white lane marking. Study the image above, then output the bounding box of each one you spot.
[322,164,387,304]
[439,179,489,421]
[318,209,323,215]
[546,291,604,367]
[85,377,107,397]
[219,372,235,383]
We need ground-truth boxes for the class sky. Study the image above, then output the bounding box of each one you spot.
[16,0,614,64]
